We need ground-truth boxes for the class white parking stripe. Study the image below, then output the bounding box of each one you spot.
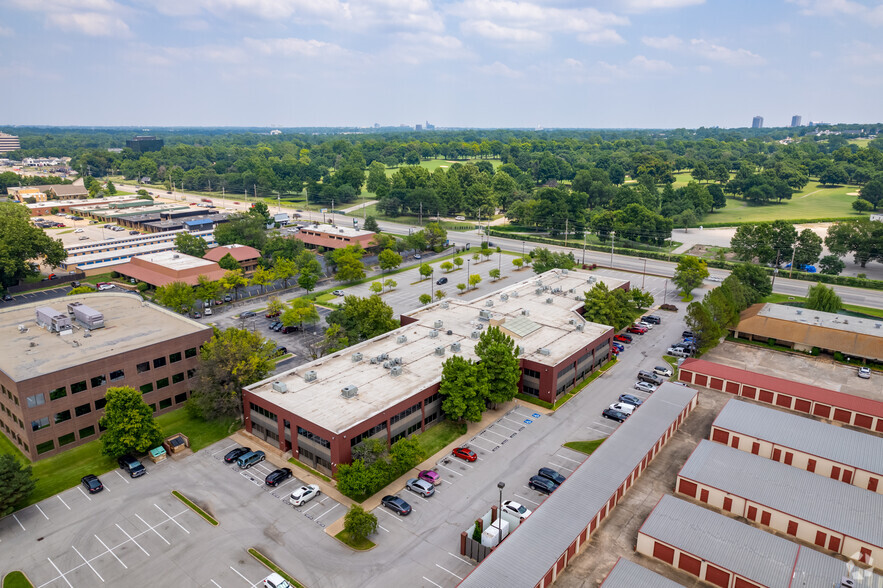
[135,513,169,545]
[211,580,223,588]
[57,495,71,510]
[448,552,475,566]
[115,470,130,484]
[469,436,497,449]
[273,477,297,491]
[47,557,74,588]
[73,544,105,581]
[213,442,238,457]
[502,416,526,426]
[435,463,463,476]
[493,421,519,433]
[586,426,614,435]
[94,534,127,569]
[78,486,92,501]
[314,503,339,521]
[35,504,49,520]
[549,463,574,472]
[377,524,390,533]
[423,577,444,588]
[436,564,463,580]
[228,566,253,586]
[12,514,25,531]
[481,428,508,440]
[514,493,540,506]
[554,454,583,464]
[155,504,189,534]
[116,523,149,556]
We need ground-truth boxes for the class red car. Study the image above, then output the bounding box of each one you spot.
[452,447,477,462]
[266,311,280,318]
[613,333,633,344]
[627,325,647,335]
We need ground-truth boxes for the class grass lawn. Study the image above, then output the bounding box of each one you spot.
[80,272,115,285]
[357,204,478,230]
[414,420,467,458]
[670,171,734,188]
[564,439,605,455]
[334,529,375,550]
[154,411,240,452]
[3,571,34,588]
[760,294,883,319]
[0,430,27,462]
[703,182,863,224]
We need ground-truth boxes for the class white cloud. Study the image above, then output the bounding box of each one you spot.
[563,57,584,69]
[475,61,523,78]
[643,35,765,67]
[46,12,130,37]
[578,30,625,45]
[460,20,546,43]
[244,37,346,58]
[642,35,683,50]
[787,0,883,25]
[629,54,674,72]
[621,0,704,13]
[842,41,883,67]
[385,33,473,65]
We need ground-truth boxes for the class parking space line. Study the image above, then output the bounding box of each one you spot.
[481,428,508,440]
[549,462,574,472]
[35,504,49,520]
[302,502,321,513]
[447,552,474,566]
[377,524,390,533]
[46,557,73,588]
[73,544,105,581]
[586,425,614,435]
[155,504,190,534]
[116,523,149,556]
[114,470,130,484]
[435,463,463,476]
[12,514,25,531]
[501,416,525,426]
[554,454,583,464]
[94,533,127,569]
[470,436,498,449]
[423,577,444,588]
[514,493,540,506]
[78,486,92,501]
[57,495,71,510]
[213,442,238,458]
[314,504,340,521]
[228,565,254,586]
[274,477,297,491]
[493,421,519,433]
[135,513,170,545]
[436,564,463,580]
[211,580,223,588]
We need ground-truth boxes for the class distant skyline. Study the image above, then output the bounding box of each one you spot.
[1,0,882,128]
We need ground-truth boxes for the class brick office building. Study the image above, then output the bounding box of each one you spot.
[243,269,628,475]
[292,223,376,250]
[0,294,212,460]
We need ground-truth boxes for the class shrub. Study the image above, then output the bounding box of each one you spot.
[767,338,776,346]
[811,347,820,356]
[834,351,844,362]
[136,282,149,292]
[659,304,678,311]
[110,271,120,278]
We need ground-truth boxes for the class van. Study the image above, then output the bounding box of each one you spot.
[637,370,663,385]
[236,450,265,469]
[667,347,691,358]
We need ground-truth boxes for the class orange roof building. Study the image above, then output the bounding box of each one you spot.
[115,251,227,288]
[203,244,261,275]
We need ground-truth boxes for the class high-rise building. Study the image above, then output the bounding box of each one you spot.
[425,121,435,130]
[791,115,802,127]
[752,116,764,129]
[0,132,21,153]
[415,124,423,131]
[125,135,164,153]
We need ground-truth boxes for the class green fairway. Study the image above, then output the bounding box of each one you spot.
[702,182,863,224]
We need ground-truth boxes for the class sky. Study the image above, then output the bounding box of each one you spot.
[1,0,882,128]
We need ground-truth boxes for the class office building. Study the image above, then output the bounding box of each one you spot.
[0,132,21,153]
[790,115,802,127]
[292,223,377,250]
[752,116,764,129]
[125,136,164,153]
[114,251,227,288]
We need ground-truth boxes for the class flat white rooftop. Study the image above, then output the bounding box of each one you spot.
[758,303,883,338]
[134,251,217,271]
[300,223,375,238]
[247,269,624,434]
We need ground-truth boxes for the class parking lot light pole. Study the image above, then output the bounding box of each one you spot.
[497,481,505,531]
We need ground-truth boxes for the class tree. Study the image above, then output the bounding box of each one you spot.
[479,247,493,261]
[343,504,378,541]
[792,229,823,269]
[512,258,524,270]
[221,269,248,299]
[326,295,398,342]
[685,301,725,355]
[273,257,298,288]
[363,215,380,233]
[370,281,383,295]
[312,323,349,358]
[583,282,622,328]
[106,181,117,194]
[266,297,284,317]
[423,222,447,248]
[419,293,431,305]
[731,221,797,266]
[366,161,390,198]
[673,256,708,296]
[453,256,464,269]
[731,263,772,301]
[468,273,482,290]
[249,200,271,223]
[249,266,273,295]
[218,253,240,271]
[378,249,402,273]
[383,278,396,291]
[418,263,433,280]
[530,248,575,273]
[0,203,65,291]
[859,176,883,207]
[282,297,320,331]
[0,454,35,516]
[154,280,196,313]
[475,327,520,406]
[435,289,446,300]
[804,283,843,313]
[438,356,488,422]
[819,164,849,186]
[175,232,209,257]
[441,261,454,273]
[489,268,501,281]
[213,213,268,250]
[707,183,727,211]
[818,254,845,275]
[334,247,366,282]
[853,198,875,213]
[99,386,164,457]
[825,218,883,267]
[456,283,466,293]
[263,234,305,262]
[189,328,276,419]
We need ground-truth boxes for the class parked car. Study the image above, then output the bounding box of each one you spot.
[436,277,448,285]
[224,446,251,463]
[609,402,636,415]
[204,307,212,316]
[266,311,280,318]
[682,330,695,338]
[653,366,673,377]
[528,475,559,494]
[79,235,89,240]
[618,394,644,406]
[452,447,477,462]
[236,450,265,469]
[634,381,658,393]
[289,484,320,507]
[332,290,345,296]
[613,333,632,344]
[129,230,140,235]
[537,467,566,485]
[418,470,441,485]
[268,321,281,330]
[602,408,629,422]
[81,474,104,493]
[413,254,422,260]
[642,315,661,324]
[271,322,284,332]
[117,455,147,478]
[454,216,466,221]
[273,346,288,357]
[192,311,202,319]
[405,478,435,497]
[667,347,691,358]
[638,370,663,385]
[240,310,257,318]
[627,325,647,335]
[265,468,293,486]
[263,572,292,588]
[637,321,653,330]
[224,294,233,302]
[858,367,871,379]
[707,275,724,282]
[280,325,298,334]
[381,495,412,515]
[74,228,84,233]
[612,342,624,352]
[501,500,532,520]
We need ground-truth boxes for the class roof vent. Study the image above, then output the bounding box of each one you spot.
[394,357,403,365]
[397,335,407,344]
[569,319,577,325]
[535,288,543,296]
[511,291,519,298]
[875,323,882,329]
[390,366,402,377]
[562,269,569,275]
[471,330,480,339]
[352,352,363,362]
[576,323,584,332]
[429,329,438,338]
[479,309,491,320]
[451,342,461,352]
[796,310,802,315]
[546,298,553,304]
[341,385,358,398]
[434,320,443,329]
[485,300,494,307]
[383,361,391,369]
[435,346,445,356]
[447,329,453,335]
[574,295,584,301]
[587,277,596,283]
[304,370,318,382]
[538,348,551,356]
[441,302,449,309]
[380,352,389,360]
[370,356,379,364]
[500,294,508,301]
[173,254,179,258]
[522,309,530,316]
[272,382,288,393]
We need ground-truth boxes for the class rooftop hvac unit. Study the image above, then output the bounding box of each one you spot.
[562,269,569,275]
[451,342,461,352]
[383,361,391,369]
[544,285,550,292]
[569,319,577,325]
[538,348,551,356]
[370,357,378,364]
[568,288,574,294]
[576,323,584,332]
[380,352,389,360]
[394,357,403,365]
[574,295,584,301]
[840,579,856,588]
[500,294,508,301]
[587,276,596,283]
[485,300,494,307]
[35,306,72,333]
[479,309,491,320]
[397,335,407,344]
[511,291,519,298]
[272,382,288,394]
[522,309,530,316]
[434,320,443,329]
[173,254,179,258]
[435,346,445,356]
[304,370,318,382]
[429,330,438,338]
[552,287,561,293]
[68,302,104,329]
[796,310,802,315]
[471,330,480,339]
[447,329,453,335]
[535,280,543,287]
[441,302,449,309]
[535,288,543,296]
[546,298,554,304]
[390,366,402,376]
[341,385,358,398]
[352,352,363,362]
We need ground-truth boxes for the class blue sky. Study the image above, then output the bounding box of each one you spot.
[1,0,882,128]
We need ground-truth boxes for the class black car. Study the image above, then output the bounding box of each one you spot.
[265,468,293,486]
[436,277,448,285]
[117,455,147,478]
[241,311,257,318]
[268,321,281,330]
[682,330,695,338]
[537,467,566,486]
[271,322,284,332]
[381,495,412,515]
[528,475,559,495]
[273,346,287,356]
[280,325,298,334]
[642,315,661,325]
[602,408,629,423]
[81,474,104,493]
[3,294,13,301]
[224,446,251,463]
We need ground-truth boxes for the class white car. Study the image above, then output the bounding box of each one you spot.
[263,573,292,588]
[289,484,320,507]
[653,366,673,377]
[454,216,466,221]
[858,367,871,379]
[502,500,532,520]
[707,275,724,282]
[97,283,114,291]
[204,307,212,316]
[634,381,658,393]
[637,321,653,330]
[608,402,636,415]
[332,290,345,296]
[74,228,84,233]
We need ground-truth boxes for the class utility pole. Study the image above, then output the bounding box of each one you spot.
[564,218,568,248]
[419,202,423,226]
[277,191,281,213]
[642,258,647,289]
[253,184,257,202]
[582,232,587,266]
[788,246,797,278]
[610,231,615,268]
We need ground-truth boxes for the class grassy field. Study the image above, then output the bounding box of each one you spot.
[703,182,862,224]
[849,138,870,147]
[414,420,467,458]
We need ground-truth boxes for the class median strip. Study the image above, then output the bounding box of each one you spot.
[248,548,306,587]
[171,491,218,526]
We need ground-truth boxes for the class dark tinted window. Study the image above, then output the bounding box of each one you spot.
[140,383,153,394]
[109,369,124,381]
[49,386,67,401]
[75,403,91,417]
[95,398,106,410]
[54,410,71,424]
[156,378,169,389]
[71,380,87,394]
[153,357,166,368]
[91,375,106,388]
[136,362,150,373]
[169,352,182,363]
[184,347,197,358]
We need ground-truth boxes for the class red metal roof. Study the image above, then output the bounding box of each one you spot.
[680,358,883,419]
[203,244,261,262]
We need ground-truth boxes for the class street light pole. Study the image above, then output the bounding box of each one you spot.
[497,481,505,532]
[610,231,615,269]
[642,258,647,289]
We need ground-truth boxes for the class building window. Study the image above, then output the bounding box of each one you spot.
[109,369,125,381]
[425,392,440,405]
[250,403,278,422]
[391,402,422,425]
[31,416,50,431]
[140,383,154,394]
[148,404,156,413]
[297,426,330,448]
[424,411,438,425]
[78,425,95,439]
[95,398,106,410]
[156,378,169,389]
[75,403,91,417]
[153,357,166,369]
[185,347,197,359]
[169,352,182,363]
[187,369,196,379]
[522,385,540,398]
[54,410,71,424]
[175,392,187,404]
[26,393,46,408]
[159,398,172,410]
[36,440,55,455]
[49,386,67,401]
[524,368,541,379]
[91,375,106,388]
[58,433,76,446]
[137,361,150,373]
[349,422,387,447]
[172,372,184,384]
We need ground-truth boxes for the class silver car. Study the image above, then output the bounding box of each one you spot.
[405,478,435,497]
